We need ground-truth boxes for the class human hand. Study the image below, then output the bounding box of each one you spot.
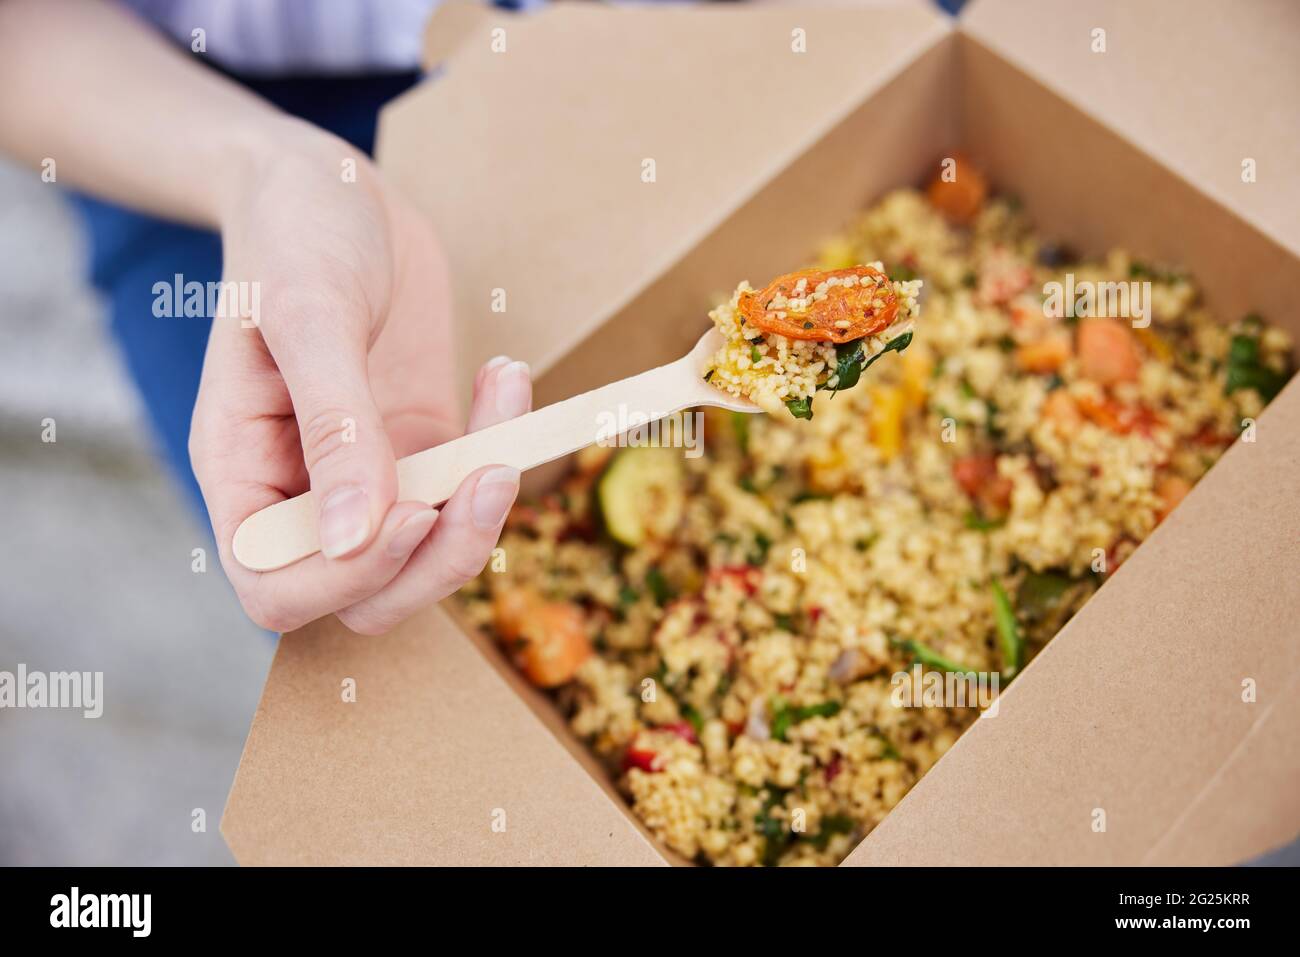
[190,124,530,634]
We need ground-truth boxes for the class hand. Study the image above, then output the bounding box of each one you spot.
[190,124,530,634]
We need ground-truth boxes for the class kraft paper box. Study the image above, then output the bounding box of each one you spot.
[222,0,1300,866]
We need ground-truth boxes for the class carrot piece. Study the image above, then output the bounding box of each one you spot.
[1077,317,1142,385]
[492,587,592,687]
[1014,334,1072,374]
[1041,389,1084,430]
[1075,394,1161,436]
[1155,474,1192,522]
[738,266,901,343]
[516,602,592,688]
[925,153,988,225]
[952,453,1012,513]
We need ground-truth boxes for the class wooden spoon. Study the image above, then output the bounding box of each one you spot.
[232,328,759,572]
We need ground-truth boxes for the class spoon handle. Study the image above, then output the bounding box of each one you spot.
[232,357,694,572]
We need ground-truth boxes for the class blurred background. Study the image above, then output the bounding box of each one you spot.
[0,161,271,865]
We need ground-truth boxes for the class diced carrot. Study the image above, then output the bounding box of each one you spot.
[1075,394,1161,437]
[1077,317,1142,385]
[1015,334,1073,374]
[493,587,592,687]
[926,154,988,225]
[952,453,1013,513]
[1193,424,1232,448]
[491,587,540,640]
[516,602,592,687]
[952,453,997,498]
[1155,475,1192,522]
[1041,389,1084,430]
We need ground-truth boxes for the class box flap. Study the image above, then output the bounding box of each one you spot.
[376,0,950,401]
[221,603,667,865]
[961,0,1300,256]
[845,381,1300,866]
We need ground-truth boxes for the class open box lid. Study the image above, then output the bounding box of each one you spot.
[960,0,1300,257]
[223,1,1299,866]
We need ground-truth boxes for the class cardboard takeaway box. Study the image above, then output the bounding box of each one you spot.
[222,0,1300,866]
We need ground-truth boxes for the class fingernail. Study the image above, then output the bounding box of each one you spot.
[495,361,531,417]
[484,355,511,372]
[386,508,439,559]
[471,466,520,529]
[319,486,371,558]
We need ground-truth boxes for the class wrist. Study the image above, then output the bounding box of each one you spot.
[216,115,370,227]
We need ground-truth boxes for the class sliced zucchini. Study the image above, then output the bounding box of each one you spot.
[597,446,685,546]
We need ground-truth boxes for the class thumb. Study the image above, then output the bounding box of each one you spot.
[271,323,398,561]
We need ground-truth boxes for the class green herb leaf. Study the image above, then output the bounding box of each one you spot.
[680,703,704,736]
[793,701,842,722]
[892,637,972,673]
[1225,329,1288,401]
[872,732,901,761]
[785,396,814,420]
[791,490,831,504]
[990,580,1023,679]
[770,699,841,741]
[860,330,914,375]
[964,510,1005,532]
[770,705,793,743]
[1015,570,1074,622]
[808,814,857,850]
[645,567,674,606]
[826,337,866,395]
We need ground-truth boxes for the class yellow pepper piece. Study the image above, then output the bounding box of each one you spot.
[868,385,907,462]
[900,350,932,410]
[1134,326,1173,363]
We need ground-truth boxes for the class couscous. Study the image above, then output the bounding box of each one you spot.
[460,174,1291,866]
[703,264,921,418]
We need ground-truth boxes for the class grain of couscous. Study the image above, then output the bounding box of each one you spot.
[461,176,1292,866]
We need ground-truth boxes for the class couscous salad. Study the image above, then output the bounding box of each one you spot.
[703,264,921,418]
[461,172,1291,866]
